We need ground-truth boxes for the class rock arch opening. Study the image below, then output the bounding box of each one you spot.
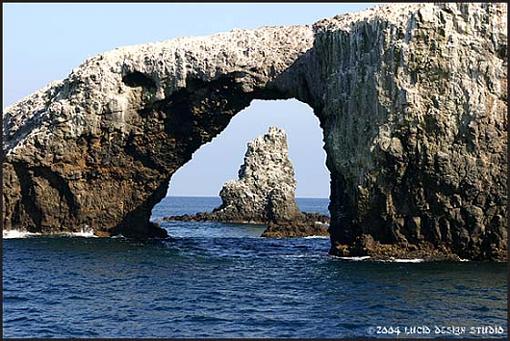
[150,99,330,232]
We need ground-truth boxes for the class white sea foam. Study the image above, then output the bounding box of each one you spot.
[379,258,425,263]
[3,230,41,239]
[281,254,324,259]
[3,228,98,239]
[333,256,427,262]
[303,235,329,239]
[337,256,372,261]
[63,228,98,238]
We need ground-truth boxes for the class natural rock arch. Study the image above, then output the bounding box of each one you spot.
[2,3,507,260]
[3,25,320,237]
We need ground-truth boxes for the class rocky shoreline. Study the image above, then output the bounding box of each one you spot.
[333,234,469,262]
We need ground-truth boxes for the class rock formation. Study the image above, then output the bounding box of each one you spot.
[2,3,507,260]
[163,126,330,237]
[214,126,303,223]
[261,214,330,238]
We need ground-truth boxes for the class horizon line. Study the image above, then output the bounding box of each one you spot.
[166,194,330,199]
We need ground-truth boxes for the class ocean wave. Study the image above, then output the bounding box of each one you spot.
[303,235,329,239]
[337,256,372,261]
[3,230,41,239]
[334,256,427,263]
[3,228,98,239]
[62,229,98,238]
[281,254,324,259]
[379,258,424,263]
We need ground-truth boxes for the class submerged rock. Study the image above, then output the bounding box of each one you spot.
[164,127,330,237]
[261,213,330,238]
[2,3,506,259]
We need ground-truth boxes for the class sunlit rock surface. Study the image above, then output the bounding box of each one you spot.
[2,3,507,259]
[213,126,303,223]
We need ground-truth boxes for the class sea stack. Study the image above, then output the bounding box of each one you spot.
[164,127,330,236]
[214,126,302,223]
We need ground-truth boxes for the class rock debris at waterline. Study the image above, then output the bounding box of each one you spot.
[163,126,330,237]
[2,3,507,260]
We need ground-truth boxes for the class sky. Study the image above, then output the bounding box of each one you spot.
[3,3,378,198]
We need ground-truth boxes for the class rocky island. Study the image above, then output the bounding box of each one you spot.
[163,127,330,237]
[2,3,507,260]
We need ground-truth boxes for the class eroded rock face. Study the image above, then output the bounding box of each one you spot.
[2,3,507,259]
[318,3,508,261]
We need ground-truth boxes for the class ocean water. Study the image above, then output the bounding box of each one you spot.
[3,197,507,338]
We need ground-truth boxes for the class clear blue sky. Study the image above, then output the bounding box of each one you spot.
[3,3,378,198]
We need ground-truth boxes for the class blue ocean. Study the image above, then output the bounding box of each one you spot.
[3,197,507,338]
